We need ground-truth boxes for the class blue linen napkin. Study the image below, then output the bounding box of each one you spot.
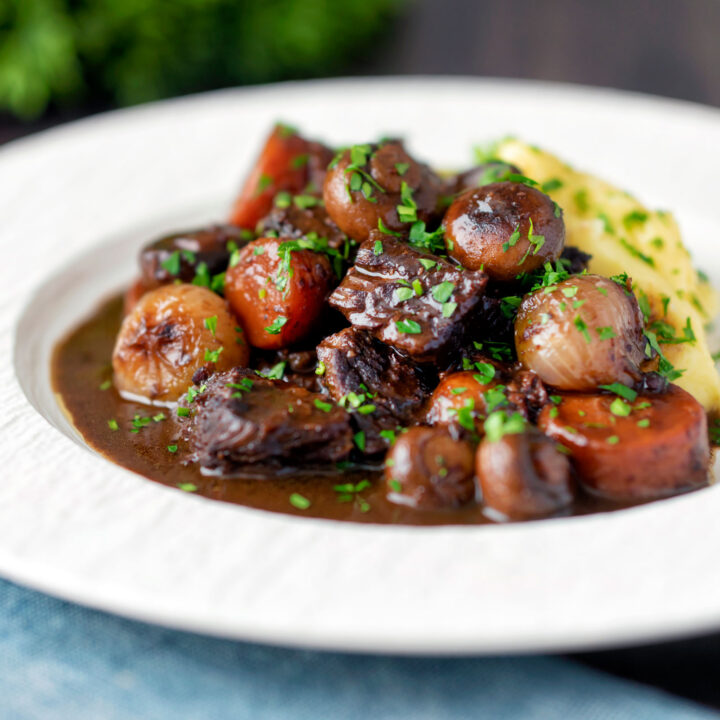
[0,577,716,720]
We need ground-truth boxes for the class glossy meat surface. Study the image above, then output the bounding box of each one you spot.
[317,327,432,453]
[329,235,488,361]
[189,368,354,471]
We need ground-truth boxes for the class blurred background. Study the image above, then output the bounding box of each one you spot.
[1,0,719,144]
[3,0,720,708]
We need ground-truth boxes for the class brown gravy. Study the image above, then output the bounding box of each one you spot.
[51,294,643,525]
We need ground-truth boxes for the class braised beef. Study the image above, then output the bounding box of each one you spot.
[329,234,488,362]
[140,224,250,286]
[189,368,353,471]
[259,203,348,251]
[254,348,322,392]
[317,327,432,454]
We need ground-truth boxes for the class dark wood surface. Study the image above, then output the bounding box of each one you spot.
[3,0,720,710]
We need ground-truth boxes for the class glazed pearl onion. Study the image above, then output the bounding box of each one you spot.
[514,275,646,391]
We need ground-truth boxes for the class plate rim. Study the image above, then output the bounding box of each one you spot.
[5,75,720,654]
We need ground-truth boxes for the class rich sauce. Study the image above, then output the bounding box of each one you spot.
[52,294,642,525]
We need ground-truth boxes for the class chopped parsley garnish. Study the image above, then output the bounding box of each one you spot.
[623,210,649,229]
[257,173,273,193]
[396,181,418,223]
[519,219,545,264]
[167,444,178,453]
[388,479,403,493]
[473,361,495,385]
[176,406,191,417]
[396,319,422,334]
[408,221,445,253]
[314,399,333,413]
[353,431,366,452]
[541,178,564,192]
[203,315,218,336]
[265,316,287,335]
[152,412,166,422]
[253,245,265,256]
[395,287,413,302]
[644,329,685,381]
[484,410,526,442]
[161,251,182,275]
[596,326,616,340]
[619,238,655,267]
[315,361,326,376]
[395,162,410,176]
[204,347,223,363]
[107,419,119,431]
[274,191,292,208]
[598,212,614,234]
[610,398,632,417]
[606,435,620,445]
[599,382,638,401]
[561,286,578,298]
[177,483,198,492]
[99,379,112,391]
[419,258,437,271]
[573,315,591,343]
[380,429,397,445]
[376,221,399,238]
[442,302,458,318]
[412,279,423,296]
[431,281,455,303]
[574,189,589,212]
[291,153,309,169]
[260,361,286,380]
[637,419,650,428]
[502,224,521,252]
[289,493,311,510]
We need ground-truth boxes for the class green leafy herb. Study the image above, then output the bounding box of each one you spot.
[573,315,591,343]
[599,382,638,401]
[177,483,197,492]
[265,316,287,335]
[353,431,366,452]
[596,326,617,340]
[431,281,455,303]
[107,419,119,431]
[261,361,286,380]
[396,319,422,334]
[620,238,655,267]
[289,493,311,510]
[484,410,526,442]
[442,302,457,318]
[203,315,218,336]
[610,397,632,417]
[541,178,564,192]
[623,210,648,229]
[99,379,112,391]
[204,347,223,363]
[315,361,326,376]
[314,399,333,413]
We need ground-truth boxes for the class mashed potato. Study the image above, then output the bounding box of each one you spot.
[495,139,720,412]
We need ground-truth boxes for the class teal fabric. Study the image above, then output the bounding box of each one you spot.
[0,578,716,720]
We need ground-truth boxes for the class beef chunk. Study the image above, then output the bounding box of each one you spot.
[140,224,250,286]
[259,203,348,251]
[329,234,488,362]
[189,368,353,471]
[317,327,433,454]
[506,368,550,423]
[560,245,592,274]
[254,348,321,392]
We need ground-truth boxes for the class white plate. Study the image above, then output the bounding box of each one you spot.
[4,77,720,655]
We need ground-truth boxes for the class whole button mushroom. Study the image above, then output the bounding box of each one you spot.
[323,141,442,242]
[385,427,476,510]
[476,417,574,521]
[444,181,565,281]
